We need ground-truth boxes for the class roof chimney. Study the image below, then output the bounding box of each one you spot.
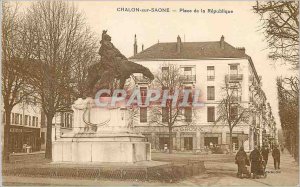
[237,47,246,54]
[134,34,138,56]
[220,35,225,49]
[177,35,182,53]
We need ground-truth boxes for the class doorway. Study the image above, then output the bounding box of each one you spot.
[204,137,218,147]
[184,137,193,150]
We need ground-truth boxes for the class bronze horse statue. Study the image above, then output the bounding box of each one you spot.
[86,60,154,96]
[85,30,154,96]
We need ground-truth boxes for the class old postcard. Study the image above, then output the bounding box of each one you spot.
[1,0,299,186]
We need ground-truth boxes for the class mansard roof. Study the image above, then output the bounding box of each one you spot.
[129,41,248,60]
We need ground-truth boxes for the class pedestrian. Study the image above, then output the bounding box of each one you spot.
[250,145,263,179]
[272,145,281,170]
[164,143,168,152]
[235,146,250,178]
[261,146,269,165]
[280,144,284,153]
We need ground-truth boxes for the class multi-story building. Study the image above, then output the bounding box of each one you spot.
[1,95,42,153]
[129,35,268,152]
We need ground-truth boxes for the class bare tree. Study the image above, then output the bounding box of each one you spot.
[23,0,98,159]
[277,76,299,162]
[71,29,99,98]
[149,64,195,153]
[253,1,299,68]
[215,82,250,154]
[1,2,35,162]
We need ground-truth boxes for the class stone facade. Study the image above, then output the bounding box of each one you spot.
[129,35,271,152]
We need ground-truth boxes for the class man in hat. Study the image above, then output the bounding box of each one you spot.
[272,145,281,170]
[235,146,250,178]
[261,145,270,165]
[250,145,263,178]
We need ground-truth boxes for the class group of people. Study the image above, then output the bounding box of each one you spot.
[235,145,281,179]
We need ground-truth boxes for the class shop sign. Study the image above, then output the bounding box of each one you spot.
[173,125,203,132]
[10,128,22,133]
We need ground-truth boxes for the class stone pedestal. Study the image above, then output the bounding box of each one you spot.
[52,97,151,163]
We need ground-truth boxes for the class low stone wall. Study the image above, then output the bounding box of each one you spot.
[3,161,205,182]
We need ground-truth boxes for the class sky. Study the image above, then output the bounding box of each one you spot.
[21,1,297,128]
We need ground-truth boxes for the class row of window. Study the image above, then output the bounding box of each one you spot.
[2,112,39,127]
[139,105,239,123]
[161,65,239,82]
[139,106,216,123]
[140,85,215,101]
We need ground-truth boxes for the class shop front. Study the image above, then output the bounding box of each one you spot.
[8,125,41,153]
[136,126,200,152]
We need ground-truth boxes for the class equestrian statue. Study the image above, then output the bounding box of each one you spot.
[86,30,154,97]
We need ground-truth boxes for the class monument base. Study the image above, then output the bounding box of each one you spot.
[52,97,151,163]
[53,136,151,163]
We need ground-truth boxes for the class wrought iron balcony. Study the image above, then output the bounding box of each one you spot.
[231,96,242,103]
[179,75,196,83]
[207,76,215,81]
[225,74,243,82]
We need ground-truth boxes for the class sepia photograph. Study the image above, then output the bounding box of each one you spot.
[1,0,299,186]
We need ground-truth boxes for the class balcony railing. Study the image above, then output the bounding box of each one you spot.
[231,96,242,103]
[179,75,196,83]
[225,74,243,82]
[207,76,215,81]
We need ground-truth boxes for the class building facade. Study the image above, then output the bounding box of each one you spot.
[1,97,42,153]
[129,35,274,152]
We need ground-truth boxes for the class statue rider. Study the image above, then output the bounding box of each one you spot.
[98,30,126,78]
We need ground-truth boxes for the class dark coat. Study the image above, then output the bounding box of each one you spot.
[261,148,269,161]
[250,149,263,175]
[272,148,280,159]
[235,150,249,174]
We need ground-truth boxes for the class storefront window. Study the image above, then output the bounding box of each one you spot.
[159,137,169,150]
[24,115,28,125]
[29,116,31,126]
[204,137,218,147]
[184,137,193,150]
[15,114,19,125]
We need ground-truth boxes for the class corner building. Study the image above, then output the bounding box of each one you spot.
[129,35,267,152]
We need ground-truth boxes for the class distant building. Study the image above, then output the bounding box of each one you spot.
[129,35,270,152]
[1,95,43,153]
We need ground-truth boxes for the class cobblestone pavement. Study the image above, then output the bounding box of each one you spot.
[2,151,299,186]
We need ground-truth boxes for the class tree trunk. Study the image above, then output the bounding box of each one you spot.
[229,128,233,155]
[45,113,54,159]
[168,126,173,154]
[3,109,12,163]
